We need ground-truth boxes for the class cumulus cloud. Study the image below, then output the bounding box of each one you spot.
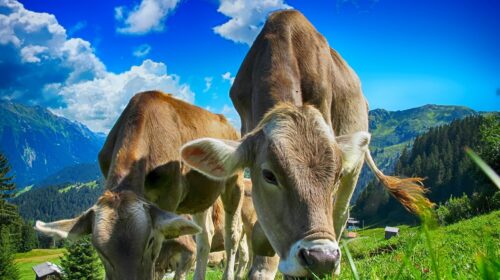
[115,0,181,35]
[221,71,235,84]
[133,44,152,57]
[213,0,292,45]
[0,0,105,105]
[0,0,195,133]
[203,77,213,92]
[51,59,194,133]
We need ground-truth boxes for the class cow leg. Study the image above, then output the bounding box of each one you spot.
[193,209,214,280]
[174,251,194,280]
[332,161,364,275]
[248,255,279,280]
[235,233,250,280]
[220,175,244,280]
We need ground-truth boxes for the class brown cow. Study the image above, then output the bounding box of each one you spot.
[180,10,431,278]
[35,91,246,280]
[155,180,260,280]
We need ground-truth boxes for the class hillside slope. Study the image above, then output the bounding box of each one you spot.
[338,210,500,279]
[353,104,478,201]
[0,101,105,187]
[12,180,104,222]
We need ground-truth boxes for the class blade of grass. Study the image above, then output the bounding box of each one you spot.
[341,239,360,280]
[422,224,440,280]
[465,147,500,189]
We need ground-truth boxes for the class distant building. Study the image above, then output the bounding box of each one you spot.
[385,226,399,239]
[32,262,62,280]
[347,217,360,231]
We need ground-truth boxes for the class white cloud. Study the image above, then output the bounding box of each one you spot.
[133,44,152,57]
[221,71,235,84]
[203,76,213,92]
[213,0,292,45]
[0,0,106,103]
[0,0,195,133]
[51,59,195,133]
[115,0,181,35]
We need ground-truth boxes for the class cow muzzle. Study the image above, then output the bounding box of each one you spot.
[279,239,340,277]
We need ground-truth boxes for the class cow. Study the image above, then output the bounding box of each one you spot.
[180,10,432,278]
[154,201,223,280]
[154,180,259,280]
[35,91,246,280]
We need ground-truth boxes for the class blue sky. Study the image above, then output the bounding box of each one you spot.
[0,0,498,132]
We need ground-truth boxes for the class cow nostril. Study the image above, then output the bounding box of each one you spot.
[298,248,311,266]
[334,248,340,260]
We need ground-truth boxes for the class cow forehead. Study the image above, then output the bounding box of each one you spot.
[260,107,341,182]
[94,200,150,245]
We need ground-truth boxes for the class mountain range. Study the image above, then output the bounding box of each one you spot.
[3,101,487,223]
[0,100,105,187]
[1,101,481,210]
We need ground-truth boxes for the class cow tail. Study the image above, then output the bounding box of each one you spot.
[364,150,433,215]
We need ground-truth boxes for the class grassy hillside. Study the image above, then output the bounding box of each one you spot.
[338,210,500,279]
[14,249,65,279]
[18,211,498,279]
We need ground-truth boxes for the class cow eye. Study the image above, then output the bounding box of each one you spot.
[262,169,278,185]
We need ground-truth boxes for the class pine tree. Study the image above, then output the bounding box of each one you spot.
[19,222,39,252]
[0,228,19,280]
[0,152,23,251]
[0,153,15,200]
[60,237,102,280]
[0,152,19,226]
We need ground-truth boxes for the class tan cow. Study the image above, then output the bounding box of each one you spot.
[35,91,246,280]
[154,180,259,280]
[180,10,432,278]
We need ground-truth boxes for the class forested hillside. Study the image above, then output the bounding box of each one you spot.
[12,181,104,222]
[353,105,477,201]
[12,181,103,221]
[353,114,500,225]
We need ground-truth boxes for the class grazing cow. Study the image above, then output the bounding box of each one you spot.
[180,10,431,278]
[35,91,246,280]
[154,199,225,280]
[155,181,257,280]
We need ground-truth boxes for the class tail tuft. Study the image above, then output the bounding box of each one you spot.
[379,175,433,214]
[365,151,434,215]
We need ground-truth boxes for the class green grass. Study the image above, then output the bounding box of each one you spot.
[189,211,499,279]
[14,249,66,280]
[13,211,499,279]
[337,210,500,279]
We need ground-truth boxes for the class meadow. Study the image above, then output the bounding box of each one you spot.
[15,210,499,280]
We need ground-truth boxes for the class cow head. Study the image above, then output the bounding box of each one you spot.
[35,191,200,280]
[180,104,370,277]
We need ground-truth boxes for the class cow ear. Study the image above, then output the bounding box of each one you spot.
[336,131,371,174]
[181,138,245,180]
[150,205,201,239]
[35,208,94,240]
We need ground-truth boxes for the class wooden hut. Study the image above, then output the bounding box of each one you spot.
[384,226,399,239]
[32,262,62,280]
